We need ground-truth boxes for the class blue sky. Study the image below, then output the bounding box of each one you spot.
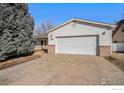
[28,3,124,26]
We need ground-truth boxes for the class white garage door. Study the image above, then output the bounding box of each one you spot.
[56,36,98,55]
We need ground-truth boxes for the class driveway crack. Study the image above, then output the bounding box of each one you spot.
[47,62,67,85]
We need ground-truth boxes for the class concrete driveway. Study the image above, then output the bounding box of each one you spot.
[0,54,124,85]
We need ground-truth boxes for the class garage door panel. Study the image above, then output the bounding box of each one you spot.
[56,38,75,53]
[56,36,98,55]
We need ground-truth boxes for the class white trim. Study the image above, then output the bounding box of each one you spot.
[47,18,115,33]
[55,38,57,53]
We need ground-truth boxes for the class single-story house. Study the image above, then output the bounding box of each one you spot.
[112,20,124,52]
[33,34,48,51]
[47,18,115,56]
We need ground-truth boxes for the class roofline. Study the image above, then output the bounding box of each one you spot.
[33,34,48,39]
[33,37,48,39]
[74,18,115,26]
[47,18,115,33]
[112,21,124,37]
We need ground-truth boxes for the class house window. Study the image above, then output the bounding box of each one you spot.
[114,41,117,43]
[121,26,124,32]
[43,40,47,45]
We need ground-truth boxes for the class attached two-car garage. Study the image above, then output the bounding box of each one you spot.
[48,19,113,56]
[56,35,98,55]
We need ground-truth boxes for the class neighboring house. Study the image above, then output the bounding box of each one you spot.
[33,34,48,51]
[47,18,115,56]
[112,20,124,52]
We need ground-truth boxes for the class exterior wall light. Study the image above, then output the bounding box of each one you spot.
[102,31,106,35]
[50,35,53,40]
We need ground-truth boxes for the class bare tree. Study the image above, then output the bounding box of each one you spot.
[40,21,54,34]
[33,21,54,36]
[33,26,42,36]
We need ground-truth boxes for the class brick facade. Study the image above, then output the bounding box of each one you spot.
[48,45,55,53]
[47,45,111,56]
[99,46,111,56]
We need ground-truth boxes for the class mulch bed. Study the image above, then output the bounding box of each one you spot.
[0,55,41,70]
[105,57,124,72]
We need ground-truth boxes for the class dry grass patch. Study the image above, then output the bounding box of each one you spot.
[105,55,124,72]
[0,55,41,70]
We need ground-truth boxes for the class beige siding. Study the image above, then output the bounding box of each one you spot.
[113,24,124,43]
[48,21,112,46]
